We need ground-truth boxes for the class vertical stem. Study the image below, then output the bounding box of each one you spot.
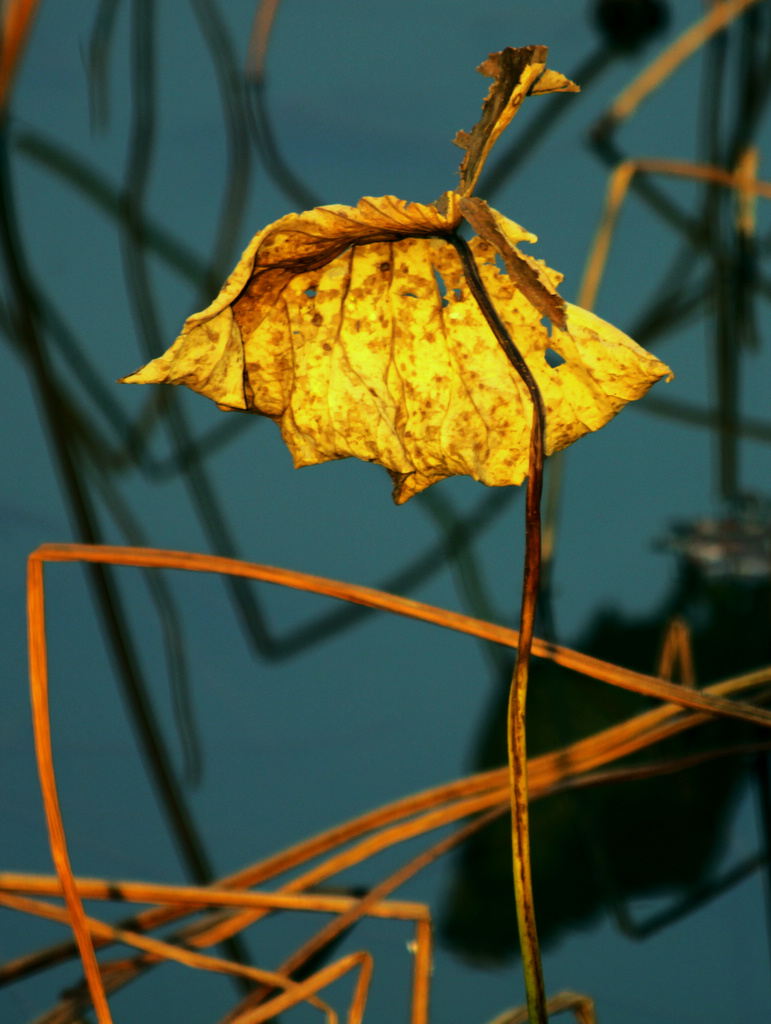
[450,232,547,1023]
[411,918,433,1024]
[700,17,740,502]
[508,409,546,1023]
[27,556,114,1024]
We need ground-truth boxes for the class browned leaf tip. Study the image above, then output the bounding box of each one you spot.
[455,46,579,198]
[459,196,566,330]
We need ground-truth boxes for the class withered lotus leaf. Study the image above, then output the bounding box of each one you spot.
[121,194,671,503]
[121,46,672,504]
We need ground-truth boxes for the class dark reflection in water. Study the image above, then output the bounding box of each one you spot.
[441,562,771,962]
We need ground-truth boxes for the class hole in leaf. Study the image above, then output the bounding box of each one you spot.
[545,348,565,368]
[434,268,462,307]
[305,288,317,298]
[401,292,418,299]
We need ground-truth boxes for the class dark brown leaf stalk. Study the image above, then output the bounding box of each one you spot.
[450,230,547,1024]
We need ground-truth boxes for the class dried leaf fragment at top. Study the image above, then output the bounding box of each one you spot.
[454,45,580,197]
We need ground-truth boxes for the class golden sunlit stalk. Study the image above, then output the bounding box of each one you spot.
[27,556,114,1024]
[580,157,771,311]
[0,0,42,114]
[32,542,771,727]
[602,0,763,129]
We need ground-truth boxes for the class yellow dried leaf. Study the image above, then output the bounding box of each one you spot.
[121,46,671,503]
[121,193,671,504]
